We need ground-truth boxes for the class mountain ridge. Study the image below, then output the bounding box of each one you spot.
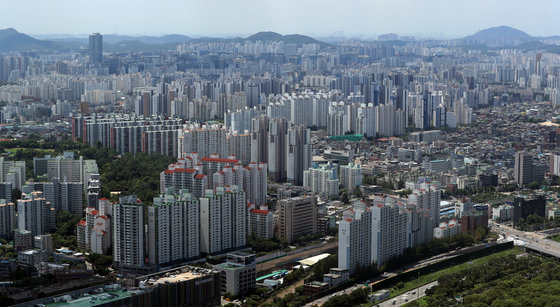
[463,26,532,41]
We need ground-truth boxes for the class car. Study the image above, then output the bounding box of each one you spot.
[412,291,416,295]
[392,300,397,305]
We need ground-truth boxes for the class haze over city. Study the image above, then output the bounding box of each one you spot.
[2,0,560,38]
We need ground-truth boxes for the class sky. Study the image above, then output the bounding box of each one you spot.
[3,0,559,38]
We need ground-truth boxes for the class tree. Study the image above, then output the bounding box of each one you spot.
[526,181,541,190]
[353,187,362,198]
[52,211,81,250]
[341,192,349,204]
[11,189,21,202]
[86,253,113,276]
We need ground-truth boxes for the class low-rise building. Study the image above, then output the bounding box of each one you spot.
[14,229,33,252]
[323,268,349,288]
[303,281,329,295]
[214,252,256,296]
[461,209,488,234]
[17,249,43,267]
[433,220,461,239]
[492,205,513,221]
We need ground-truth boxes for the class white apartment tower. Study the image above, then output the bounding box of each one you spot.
[148,189,200,267]
[340,163,363,192]
[286,125,312,185]
[199,187,247,255]
[17,192,53,236]
[113,195,145,270]
[371,202,408,267]
[303,164,339,199]
[243,162,268,206]
[338,201,372,274]
[407,183,441,227]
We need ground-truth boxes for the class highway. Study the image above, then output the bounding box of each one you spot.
[305,284,366,307]
[488,220,560,258]
[377,281,438,307]
[304,240,502,306]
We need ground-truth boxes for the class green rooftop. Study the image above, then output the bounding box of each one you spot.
[46,289,133,307]
[328,134,364,142]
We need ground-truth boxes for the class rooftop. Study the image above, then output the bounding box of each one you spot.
[47,289,131,307]
[137,265,217,288]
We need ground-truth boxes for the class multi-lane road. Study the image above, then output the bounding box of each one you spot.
[488,220,560,257]
[377,281,438,307]
[304,284,366,306]
[304,222,560,307]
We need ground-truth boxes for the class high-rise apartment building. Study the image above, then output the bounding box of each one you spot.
[17,191,53,236]
[371,201,407,267]
[113,195,145,270]
[39,152,99,190]
[89,33,103,64]
[407,182,441,228]
[87,174,101,209]
[202,157,239,188]
[200,187,247,255]
[0,200,15,239]
[148,189,200,268]
[303,163,339,199]
[160,167,207,198]
[178,124,228,158]
[60,181,83,216]
[340,163,363,192]
[267,117,289,182]
[338,201,372,274]
[277,195,318,243]
[250,115,269,164]
[0,158,25,191]
[243,162,267,206]
[77,207,111,254]
[248,204,273,239]
[339,194,439,274]
[0,183,12,202]
[24,180,84,216]
[286,125,312,185]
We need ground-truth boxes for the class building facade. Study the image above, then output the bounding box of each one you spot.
[277,195,318,243]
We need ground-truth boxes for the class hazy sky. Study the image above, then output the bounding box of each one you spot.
[3,0,559,38]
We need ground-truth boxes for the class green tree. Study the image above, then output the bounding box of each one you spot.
[341,192,349,204]
[526,181,541,190]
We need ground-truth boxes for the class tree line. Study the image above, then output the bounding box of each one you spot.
[419,253,560,306]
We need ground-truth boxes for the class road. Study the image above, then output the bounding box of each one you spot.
[377,281,438,307]
[488,220,560,257]
[304,241,498,306]
[305,284,366,307]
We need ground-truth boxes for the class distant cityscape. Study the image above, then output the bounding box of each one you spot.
[0,23,560,306]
